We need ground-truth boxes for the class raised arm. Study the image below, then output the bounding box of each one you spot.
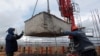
[60,31,78,36]
[15,31,24,40]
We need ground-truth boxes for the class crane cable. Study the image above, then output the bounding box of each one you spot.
[32,0,51,16]
[47,0,50,13]
[56,0,59,5]
[32,0,38,16]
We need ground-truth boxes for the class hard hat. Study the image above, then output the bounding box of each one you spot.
[78,27,85,29]
[72,26,78,31]
[7,28,15,32]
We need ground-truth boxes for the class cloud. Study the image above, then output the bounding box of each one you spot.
[0,0,36,37]
[0,0,51,38]
[0,0,100,38]
[75,0,100,15]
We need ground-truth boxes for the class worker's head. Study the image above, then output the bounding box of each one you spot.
[78,27,86,31]
[7,28,15,35]
[72,26,85,31]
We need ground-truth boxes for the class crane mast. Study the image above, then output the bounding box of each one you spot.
[59,0,76,31]
[59,0,78,56]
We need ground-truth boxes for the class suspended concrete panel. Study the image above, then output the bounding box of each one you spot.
[25,12,71,37]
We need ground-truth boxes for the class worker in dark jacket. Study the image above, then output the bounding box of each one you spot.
[61,26,97,56]
[5,28,24,56]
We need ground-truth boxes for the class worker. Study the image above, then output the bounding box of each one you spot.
[60,26,97,56]
[5,28,24,56]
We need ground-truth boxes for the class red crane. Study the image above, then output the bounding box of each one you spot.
[59,0,76,31]
[59,0,78,56]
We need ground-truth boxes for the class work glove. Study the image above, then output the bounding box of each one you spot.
[21,31,24,35]
[60,29,65,35]
[69,36,73,39]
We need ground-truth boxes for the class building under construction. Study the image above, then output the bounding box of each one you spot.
[0,37,100,56]
[0,11,100,56]
[0,0,100,56]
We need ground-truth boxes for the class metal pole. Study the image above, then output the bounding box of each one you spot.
[91,11,98,37]
[54,32,57,55]
[95,9,100,37]
[93,10,100,37]
[95,9,100,23]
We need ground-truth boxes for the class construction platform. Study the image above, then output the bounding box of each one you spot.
[0,37,100,56]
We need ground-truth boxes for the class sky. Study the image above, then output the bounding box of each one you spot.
[0,0,100,38]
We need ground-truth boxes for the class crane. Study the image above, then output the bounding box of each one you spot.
[59,0,76,29]
[59,0,79,56]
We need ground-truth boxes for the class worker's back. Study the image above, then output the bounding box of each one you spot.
[72,30,95,53]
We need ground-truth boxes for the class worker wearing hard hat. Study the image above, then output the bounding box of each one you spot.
[61,26,97,56]
[5,28,24,56]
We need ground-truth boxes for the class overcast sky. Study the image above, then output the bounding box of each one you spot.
[0,0,100,38]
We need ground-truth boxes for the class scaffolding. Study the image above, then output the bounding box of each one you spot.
[0,36,100,56]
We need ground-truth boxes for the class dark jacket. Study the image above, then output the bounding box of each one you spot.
[5,28,23,53]
[63,30,95,53]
